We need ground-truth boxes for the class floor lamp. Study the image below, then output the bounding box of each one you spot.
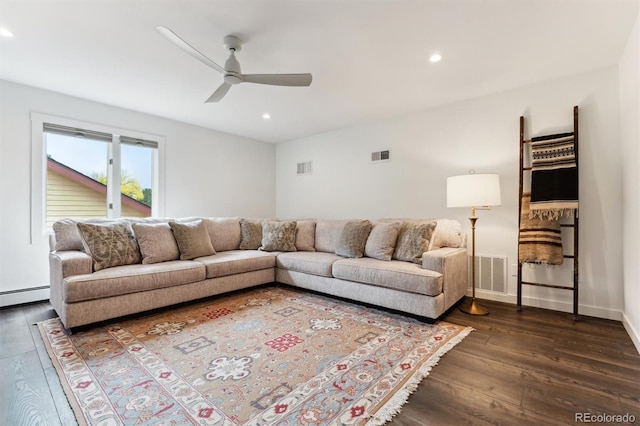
[447,173,502,315]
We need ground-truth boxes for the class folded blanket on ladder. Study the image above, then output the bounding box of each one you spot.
[530,132,578,220]
[519,193,563,265]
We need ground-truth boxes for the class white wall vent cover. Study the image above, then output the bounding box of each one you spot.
[469,254,508,293]
[297,161,312,175]
[371,149,391,163]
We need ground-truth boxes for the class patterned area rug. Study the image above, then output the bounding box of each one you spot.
[39,286,471,425]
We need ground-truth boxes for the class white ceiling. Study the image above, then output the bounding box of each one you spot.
[0,0,637,143]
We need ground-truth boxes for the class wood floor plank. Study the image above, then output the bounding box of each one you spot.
[43,366,78,426]
[0,306,35,358]
[0,350,62,426]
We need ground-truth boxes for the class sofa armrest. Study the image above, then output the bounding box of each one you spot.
[422,247,466,273]
[49,250,93,315]
[50,250,93,279]
[422,247,468,309]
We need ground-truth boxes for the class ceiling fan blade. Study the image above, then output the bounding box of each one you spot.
[156,26,225,74]
[205,82,232,103]
[241,73,312,87]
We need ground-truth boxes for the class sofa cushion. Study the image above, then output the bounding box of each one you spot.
[53,219,84,251]
[332,258,443,296]
[430,219,464,250]
[63,260,206,303]
[170,220,216,260]
[393,220,438,264]
[196,250,276,278]
[203,217,241,252]
[365,221,401,261]
[77,221,142,271]
[314,220,350,253]
[239,219,263,250]
[335,220,372,258]
[295,220,316,252]
[260,220,297,252]
[277,252,343,278]
[132,222,180,264]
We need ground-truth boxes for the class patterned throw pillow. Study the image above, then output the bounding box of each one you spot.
[259,220,297,252]
[364,221,401,260]
[335,220,372,258]
[77,221,142,271]
[393,220,438,264]
[239,219,263,250]
[131,222,180,264]
[169,220,216,260]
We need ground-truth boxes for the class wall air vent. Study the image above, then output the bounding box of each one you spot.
[297,161,312,175]
[371,149,391,163]
[469,255,508,293]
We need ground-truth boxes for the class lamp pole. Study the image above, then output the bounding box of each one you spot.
[459,206,489,315]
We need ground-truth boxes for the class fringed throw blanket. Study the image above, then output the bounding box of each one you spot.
[519,193,564,265]
[530,132,578,220]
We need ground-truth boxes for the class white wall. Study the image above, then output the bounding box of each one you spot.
[0,80,275,304]
[276,67,623,320]
[619,11,640,351]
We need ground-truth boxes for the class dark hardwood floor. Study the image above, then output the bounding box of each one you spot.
[1,294,638,426]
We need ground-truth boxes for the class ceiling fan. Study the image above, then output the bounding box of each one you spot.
[156,26,313,103]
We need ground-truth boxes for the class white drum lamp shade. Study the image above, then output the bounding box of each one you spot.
[447,174,502,208]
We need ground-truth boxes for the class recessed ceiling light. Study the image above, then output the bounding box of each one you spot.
[0,27,15,38]
[429,53,442,63]
[262,113,271,120]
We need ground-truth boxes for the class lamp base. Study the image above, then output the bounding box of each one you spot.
[459,298,489,316]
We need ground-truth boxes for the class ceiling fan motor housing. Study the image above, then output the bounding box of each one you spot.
[223,49,242,84]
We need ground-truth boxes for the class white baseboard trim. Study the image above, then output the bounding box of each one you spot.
[622,312,640,355]
[0,287,50,307]
[468,288,623,321]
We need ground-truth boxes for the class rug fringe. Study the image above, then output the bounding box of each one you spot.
[365,326,474,426]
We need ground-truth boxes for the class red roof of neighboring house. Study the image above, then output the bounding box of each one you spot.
[47,158,151,215]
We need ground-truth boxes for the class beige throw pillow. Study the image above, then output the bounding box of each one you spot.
[53,218,84,251]
[365,221,401,260]
[77,221,142,271]
[169,220,216,260]
[239,219,263,250]
[335,220,372,258]
[132,222,180,264]
[393,220,438,264]
[260,220,297,252]
[295,220,316,252]
[429,219,463,250]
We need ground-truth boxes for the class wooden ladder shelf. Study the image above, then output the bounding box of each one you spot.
[517,106,579,319]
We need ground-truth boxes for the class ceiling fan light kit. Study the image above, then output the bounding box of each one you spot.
[156,26,312,103]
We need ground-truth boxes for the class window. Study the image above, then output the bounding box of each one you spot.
[31,113,165,239]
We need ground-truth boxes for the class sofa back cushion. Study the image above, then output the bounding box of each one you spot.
[314,220,350,253]
[203,217,241,252]
[77,221,142,271]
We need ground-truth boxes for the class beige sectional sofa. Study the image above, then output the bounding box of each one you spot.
[49,217,468,329]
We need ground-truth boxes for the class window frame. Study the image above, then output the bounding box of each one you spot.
[31,112,165,243]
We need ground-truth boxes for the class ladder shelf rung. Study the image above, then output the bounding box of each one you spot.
[520,281,575,291]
